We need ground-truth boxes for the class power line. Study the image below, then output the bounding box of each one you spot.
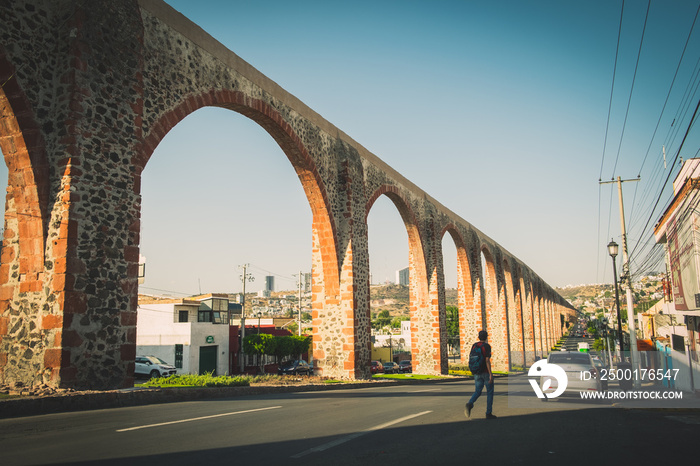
[610,0,652,179]
[599,0,627,182]
[629,95,700,263]
[636,2,700,177]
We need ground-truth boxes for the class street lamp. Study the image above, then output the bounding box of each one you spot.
[608,239,624,359]
[257,311,262,334]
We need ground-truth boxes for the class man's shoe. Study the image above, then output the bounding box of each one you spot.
[465,402,473,418]
[485,413,497,419]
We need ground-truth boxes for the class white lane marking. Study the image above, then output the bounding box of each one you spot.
[116,406,282,432]
[412,388,441,393]
[291,410,432,458]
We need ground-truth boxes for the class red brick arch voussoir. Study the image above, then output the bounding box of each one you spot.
[0,50,50,304]
[131,89,340,296]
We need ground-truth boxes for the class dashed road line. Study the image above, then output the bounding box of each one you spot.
[291,411,432,458]
[116,406,282,432]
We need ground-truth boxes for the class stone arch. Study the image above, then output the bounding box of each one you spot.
[366,185,432,371]
[133,90,340,302]
[0,52,52,383]
[439,224,473,364]
[480,243,509,371]
[365,186,427,299]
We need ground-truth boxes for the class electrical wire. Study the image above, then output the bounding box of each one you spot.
[636,3,700,177]
[610,0,652,179]
[599,0,627,182]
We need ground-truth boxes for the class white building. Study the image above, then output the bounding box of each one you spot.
[373,320,411,352]
[654,158,700,391]
[136,295,231,376]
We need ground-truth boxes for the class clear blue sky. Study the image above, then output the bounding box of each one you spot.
[3,0,700,295]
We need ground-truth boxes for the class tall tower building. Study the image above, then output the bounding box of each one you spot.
[396,267,409,286]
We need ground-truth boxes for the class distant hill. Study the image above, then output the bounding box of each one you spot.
[370,284,458,316]
[555,284,611,300]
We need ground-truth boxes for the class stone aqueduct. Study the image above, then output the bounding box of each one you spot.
[0,0,574,390]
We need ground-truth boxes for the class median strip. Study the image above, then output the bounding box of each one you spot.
[291,411,432,458]
[116,406,282,432]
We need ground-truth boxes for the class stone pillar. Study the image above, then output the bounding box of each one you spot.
[0,0,144,390]
[482,245,508,372]
[533,292,543,359]
[407,211,438,375]
[311,144,371,380]
[507,264,525,369]
[421,218,447,375]
[521,278,535,366]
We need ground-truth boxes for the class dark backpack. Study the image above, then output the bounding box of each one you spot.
[468,342,485,374]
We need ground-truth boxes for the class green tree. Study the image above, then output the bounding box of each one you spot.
[390,316,406,329]
[446,306,460,358]
[593,338,606,352]
[291,335,312,358]
[373,310,392,330]
[243,333,275,374]
[446,306,459,339]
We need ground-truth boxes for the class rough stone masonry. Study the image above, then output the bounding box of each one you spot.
[0,0,573,390]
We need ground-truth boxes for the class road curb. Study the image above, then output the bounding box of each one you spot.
[0,376,468,419]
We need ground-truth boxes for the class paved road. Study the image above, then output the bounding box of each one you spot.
[0,377,697,465]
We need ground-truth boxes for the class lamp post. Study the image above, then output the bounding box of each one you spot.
[257,311,262,334]
[608,240,624,359]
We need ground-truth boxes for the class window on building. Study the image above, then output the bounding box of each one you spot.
[198,298,229,324]
[175,344,183,369]
[178,310,189,323]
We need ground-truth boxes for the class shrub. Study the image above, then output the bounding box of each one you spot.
[141,373,250,388]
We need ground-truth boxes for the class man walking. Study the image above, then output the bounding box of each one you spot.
[465,330,496,419]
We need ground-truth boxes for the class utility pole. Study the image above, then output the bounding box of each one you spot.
[239,264,254,373]
[600,176,641,388]
[294,271,303,336]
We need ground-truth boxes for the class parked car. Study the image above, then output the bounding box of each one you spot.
[382,362,398,374]
[135,355,177,379]
[371,360,384,374]
[278,360,311,375]
[398,360,412,373]
[539,351,602,400]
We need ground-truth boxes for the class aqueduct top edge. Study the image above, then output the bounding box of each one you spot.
[138,0,539,279]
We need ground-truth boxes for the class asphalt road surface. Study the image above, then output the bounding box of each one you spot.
[0,377,697,465]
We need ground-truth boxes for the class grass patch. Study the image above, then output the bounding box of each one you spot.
[372,373,450,380]
[135,373,339,388]
[449,369,510,376]
[138,373,251,388]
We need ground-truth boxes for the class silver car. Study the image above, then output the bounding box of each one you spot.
[135,355,177,379]
[540,351,602,399]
